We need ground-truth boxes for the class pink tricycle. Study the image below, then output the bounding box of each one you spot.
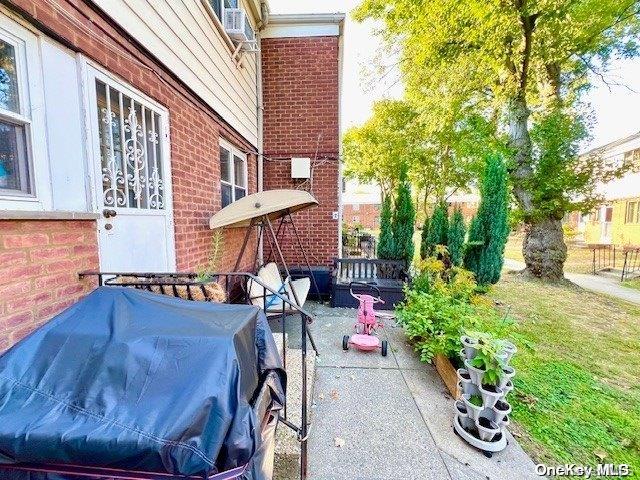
[342,282,388,356]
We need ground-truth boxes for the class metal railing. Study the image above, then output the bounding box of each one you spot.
[77,270,317,480]
[622,247,640,282]
[590,244,616,274]
[341,232,376,258]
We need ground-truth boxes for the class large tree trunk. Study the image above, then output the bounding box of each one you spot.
[507,94,567,280]
[522,218,567,281]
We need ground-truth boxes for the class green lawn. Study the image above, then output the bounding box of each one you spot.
[622,279,640,292]
[505,235,594,274]
[491,274,640,471]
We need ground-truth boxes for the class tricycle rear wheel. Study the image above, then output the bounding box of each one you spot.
[381,340,388,357]
[342,335,350,351]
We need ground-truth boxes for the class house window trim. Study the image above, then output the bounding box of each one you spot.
[625,200,639,224]
[0,15,51,211]
[220,138,248,208]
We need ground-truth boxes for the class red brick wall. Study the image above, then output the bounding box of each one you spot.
[5,0,259,274]
[0,1,259,349]
[343,203,381,231]
[261,36,340,266]
[0,220,99,351]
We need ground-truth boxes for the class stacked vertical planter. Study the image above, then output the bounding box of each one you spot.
[452,335,516,458]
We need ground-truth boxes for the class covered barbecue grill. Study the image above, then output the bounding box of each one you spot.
[0,287,285,479]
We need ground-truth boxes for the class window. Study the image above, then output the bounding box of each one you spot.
[626,201,639,224]
[95,79,166,210]
[220,140,247,208]
[0,35,32,196]
[208,0,238,22]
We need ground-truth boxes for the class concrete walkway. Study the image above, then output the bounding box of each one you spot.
[503,259,640,305]
[302,303,540,480]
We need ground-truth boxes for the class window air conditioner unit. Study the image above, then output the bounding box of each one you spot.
[224,8,255,44]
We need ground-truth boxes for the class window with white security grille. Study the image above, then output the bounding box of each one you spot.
[95,79,165,210]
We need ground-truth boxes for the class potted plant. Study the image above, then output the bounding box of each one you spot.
[454,400,475,430]
[461,393,484,421]
[498,340,517,363]
[466,331,506,408]
[475,416,500,442]
[492,399,511,424]
[460,334,478,359]
[498,365,515,389]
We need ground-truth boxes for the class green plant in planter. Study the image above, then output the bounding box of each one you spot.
[465,330,505,386]
[196,229,224,281]
[469,394,483,407]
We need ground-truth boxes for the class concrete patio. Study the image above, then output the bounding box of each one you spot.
[275,302,541,480]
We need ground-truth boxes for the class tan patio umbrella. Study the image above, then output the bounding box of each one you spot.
[209,189,318,229]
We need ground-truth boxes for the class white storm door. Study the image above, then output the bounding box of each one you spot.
[87,67,175,273]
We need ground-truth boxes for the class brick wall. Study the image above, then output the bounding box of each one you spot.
[343,203,381,231]
[0,220,98,351]
[0,1,259,349]
[5,0,259,274]
[261,36,341,266]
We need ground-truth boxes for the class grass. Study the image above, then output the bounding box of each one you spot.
[622,279,640,292]
[504,235,594,274]
[491,274,640,471]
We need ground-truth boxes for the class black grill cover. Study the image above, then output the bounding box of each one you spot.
[0,287,285,478]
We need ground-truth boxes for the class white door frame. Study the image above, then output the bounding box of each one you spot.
[81,58,176,271]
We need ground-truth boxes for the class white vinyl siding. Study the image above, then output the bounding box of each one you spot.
[92,0,259,146]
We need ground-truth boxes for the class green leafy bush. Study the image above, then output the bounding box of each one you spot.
[424,203,448,258]
[391,175,416,264]
[397,255,514,364]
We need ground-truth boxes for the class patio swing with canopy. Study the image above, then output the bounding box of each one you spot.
[209,189,322,332]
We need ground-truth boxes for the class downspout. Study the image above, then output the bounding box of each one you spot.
[337,17,345,259]
[256,0,268,264]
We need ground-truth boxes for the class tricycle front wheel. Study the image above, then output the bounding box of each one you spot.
[381,340,388,357]
[342,335,350,351]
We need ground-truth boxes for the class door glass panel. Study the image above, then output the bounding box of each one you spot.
[0,40,20,113]
[235,186,246,200]
[95,79,164,209]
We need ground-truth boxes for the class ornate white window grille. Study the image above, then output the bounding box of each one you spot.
[95,80,164,210]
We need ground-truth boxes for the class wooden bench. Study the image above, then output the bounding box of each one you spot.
[330,258,408,308]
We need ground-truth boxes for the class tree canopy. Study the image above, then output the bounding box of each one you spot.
[354,0,640,280]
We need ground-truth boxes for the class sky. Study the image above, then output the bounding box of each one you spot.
[268,0,640,151]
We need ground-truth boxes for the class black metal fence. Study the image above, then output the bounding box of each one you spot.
[590,244,616,274]
[342,231,376,258]
[622,247,640,282]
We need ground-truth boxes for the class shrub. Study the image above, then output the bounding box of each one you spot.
[464,154,510,285]
[391,176,416,264]
[377,196,395,259]
[448,208,466,266]
[425,203,448,257]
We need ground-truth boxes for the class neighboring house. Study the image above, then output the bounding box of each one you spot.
[573,133,640,246]
[447,189,479,222]
[0,0,344,350]
[342,180,381,231]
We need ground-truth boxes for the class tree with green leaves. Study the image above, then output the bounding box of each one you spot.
[424,203,448,258]
[343,99,483,215]
[355,0,640,280]
[465,156,510,285]
[419,215,430,260]
[391,174,416,264]
[377,195,395,260]
[448,209,466,266]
